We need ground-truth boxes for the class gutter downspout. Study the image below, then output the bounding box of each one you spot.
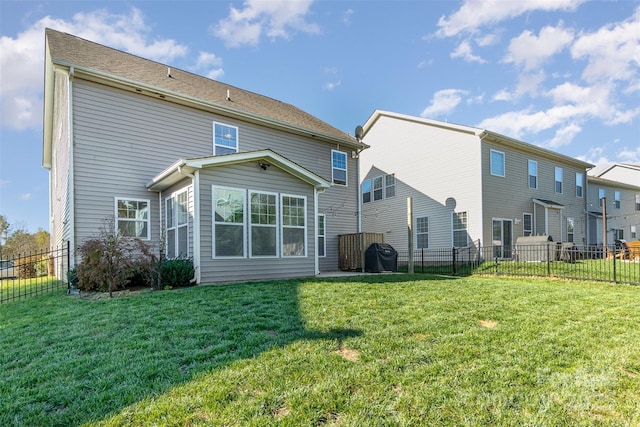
[178,166,200,284]
[314,188,323,275]
[68,66,76,268]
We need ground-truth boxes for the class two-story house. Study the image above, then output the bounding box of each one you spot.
[43,29,367,283]
[358,110,593,258]
[586,175,640,246]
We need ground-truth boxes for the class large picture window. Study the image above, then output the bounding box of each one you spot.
[490,150,505,177]
[115,198,149,240]
[213,187,245,257]
[165,190,188,258]
[250,191,278,257]
[331,150,347,185]
[281,195,306,257]
[213,122,238,155]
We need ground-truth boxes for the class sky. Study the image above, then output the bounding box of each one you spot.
[0,0,639,233]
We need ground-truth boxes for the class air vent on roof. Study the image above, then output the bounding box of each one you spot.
[226,89,231,101]
[167,67,172,78]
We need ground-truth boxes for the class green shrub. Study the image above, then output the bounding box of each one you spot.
[67,267,78,289]
[155,258,194,289]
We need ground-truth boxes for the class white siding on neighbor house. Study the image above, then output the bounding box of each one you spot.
[360,115,483,249]
[597,165,640,187]
[480,141,587,246]
[198,162,316,283]
[586,179,640,245]
[69,79,354,271]
[50,71,72,252]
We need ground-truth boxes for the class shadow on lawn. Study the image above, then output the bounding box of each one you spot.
[0,280,361,426]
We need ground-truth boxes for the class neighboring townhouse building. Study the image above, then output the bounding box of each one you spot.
[589,163,640,187]
[358,110,593,257]
[43,29,367,283]
[586,176,640,245]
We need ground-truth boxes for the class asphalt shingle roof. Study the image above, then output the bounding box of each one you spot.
[45,28,361,147]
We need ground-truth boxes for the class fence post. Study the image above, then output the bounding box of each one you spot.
[67,240,71,292]
[421,248,424,274]
[452,247,457,276]
[494,250,499,276]
[546,244,551,277]
[612,244,617,284]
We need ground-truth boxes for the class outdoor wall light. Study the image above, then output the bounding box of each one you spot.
[259,162,271,170]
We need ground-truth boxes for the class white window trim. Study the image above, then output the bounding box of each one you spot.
[528,160,537,189]
[452,211,469,248]
[566,217,575,243]
[384,174,396,198]
[490,149,505,177]
[281,193,307,258]
[576,173,584,198]
[554,167,563,194]
[318,213,326,258]
[114,197,150,240]
[249,189,279,259]
[416,216,429,249]
[614,191,621,209]
[373,176,383,201]
[362,179,371,204]
[523,212,533,237]
[331,149,348,186]
[165,189,189,258]
[213,122,239,155]
[599,188,606,206]
[212,186,246,259]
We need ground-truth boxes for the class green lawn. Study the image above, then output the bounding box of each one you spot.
[1,274,639,426]
[1,277,66,303]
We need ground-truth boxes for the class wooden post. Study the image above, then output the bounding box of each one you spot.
[407,197,414,274]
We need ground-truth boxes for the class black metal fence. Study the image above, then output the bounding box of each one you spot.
[397,243,640,285]
[0,242,70,304]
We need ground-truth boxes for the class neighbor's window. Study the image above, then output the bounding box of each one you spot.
[614,191,621,209]
[385,174,396,198]
[576,173,584,198]
[528,160,537,189]
[416,216,429,249]
[614,229,624,240]
[331,150,347,185]
[567,217,574,243]
[523,213,533,237]
[453,211,468,247]
[490,150,505,177]
[636,194,640,211]
[631,225,637,239]
[213,186,245,257]
[165,190,188,258]
[281,195,306,257]
[213,122,238,155]
[373,176,383,201]
[555,167,563,193]
[250,191,278,257]
[599,188,606,206]
[318,214,326,257]
[115,198,150,240]
[362,179,371,204]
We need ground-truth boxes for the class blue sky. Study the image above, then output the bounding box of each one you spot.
[1,0,639,233]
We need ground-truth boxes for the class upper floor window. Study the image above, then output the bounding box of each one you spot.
[599,188,606,206]
[636,194,640,211]
[614,191,621,209]
[576,173,584,198]
[554,167,563,193]
[523,213,533,236]
[416,216,429,249]
[385,174,396,198]
[528,160,537,189]
[115,198,150,240]
[362,179,371,204]
[373,176,383,201]
[614,229,624,240]
[213,122,238,155]
[331,150,347,185]
[490,150,505,177]
[632,225,637,240]
[453,211,469,247]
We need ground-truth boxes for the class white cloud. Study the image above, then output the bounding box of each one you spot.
[617,146,640,163]
[212,0,320,47]
[193,51,224,80]
[504,24,574,71]
[343,9,354,25]
[578,147,610,169]
[571,6,640,85]
[546,122,582,148]
[451,40,486,63]
[323,67,341,91]
[420,89,468,118]
[493,89,515,102]
[436,0,585,38]
[515,71,546,97]
[475,33,500,47]
[20,193,32,201]
[0,8,189,130]
[324,80,342,91]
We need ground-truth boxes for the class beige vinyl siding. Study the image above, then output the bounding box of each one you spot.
[71,79,354,270]
[198,162,316,283]
[360,115,483,249]
[50,71,72,252]
[481,141,587,245]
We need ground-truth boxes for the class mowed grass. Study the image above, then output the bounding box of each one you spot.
[1,275,639,426]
